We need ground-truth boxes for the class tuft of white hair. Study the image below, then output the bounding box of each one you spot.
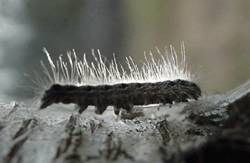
[31,43,192,95]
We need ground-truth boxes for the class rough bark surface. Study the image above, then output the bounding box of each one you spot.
[0,80,250,163]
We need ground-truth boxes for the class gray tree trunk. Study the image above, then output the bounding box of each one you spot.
[0,80,250,163]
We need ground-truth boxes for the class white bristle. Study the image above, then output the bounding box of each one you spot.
[33,43,192,95]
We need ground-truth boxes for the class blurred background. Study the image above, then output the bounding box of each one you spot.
[0,0,250,101]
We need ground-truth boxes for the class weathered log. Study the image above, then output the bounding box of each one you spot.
[0,80,249,163]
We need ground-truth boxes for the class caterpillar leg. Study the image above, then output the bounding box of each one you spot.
[114,104,133,115]
[78,104,88,114]
[95,105,108,114]
[113,106,121,115]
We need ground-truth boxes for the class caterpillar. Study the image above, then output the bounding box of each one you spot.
[36,44,201,115]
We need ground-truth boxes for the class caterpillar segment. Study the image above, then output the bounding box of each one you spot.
[40,79,201,115]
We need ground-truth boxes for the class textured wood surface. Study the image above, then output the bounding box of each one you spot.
[0,80,250,163]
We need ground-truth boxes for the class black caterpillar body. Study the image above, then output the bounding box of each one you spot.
[40,79,201,115]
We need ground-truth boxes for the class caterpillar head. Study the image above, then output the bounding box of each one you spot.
[40,84,64,109]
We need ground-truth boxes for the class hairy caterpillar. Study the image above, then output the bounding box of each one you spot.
[37,44,201,115]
